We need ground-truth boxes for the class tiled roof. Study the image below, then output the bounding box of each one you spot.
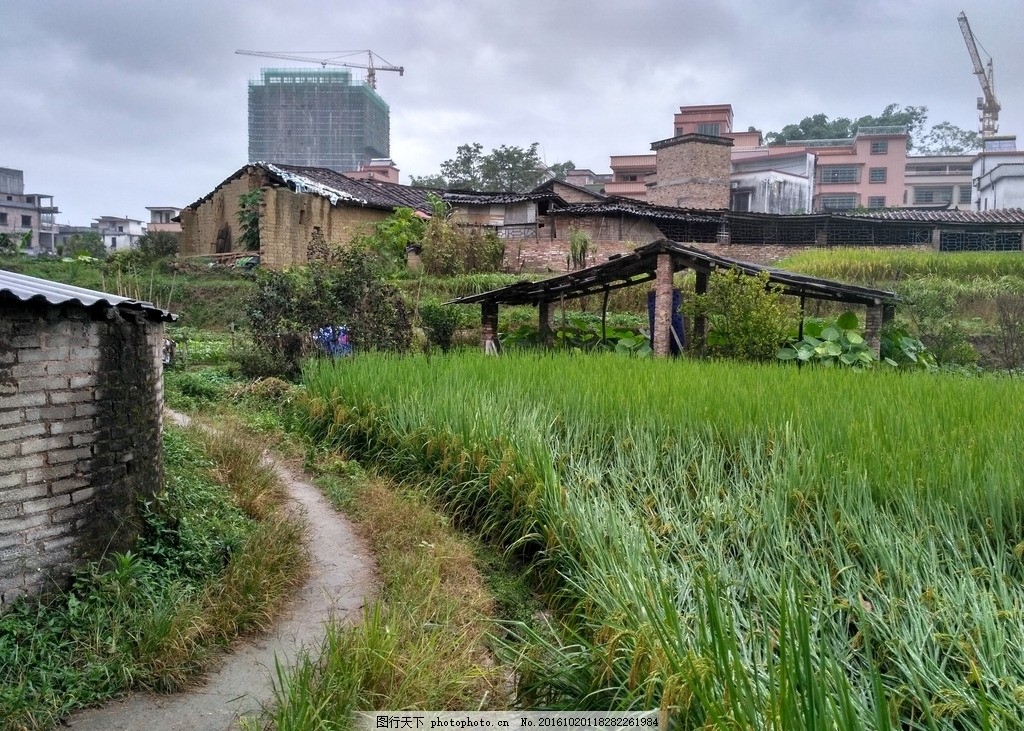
[840,208,1024,225]
[267,164,436,213]
[442,190,561,205]
[556,199,727,224]
[0,270,176,322]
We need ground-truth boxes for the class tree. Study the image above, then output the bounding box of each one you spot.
[410,142,574,193]
[65,231,107,259]
[766,104,929,150]
[918,121,981,155]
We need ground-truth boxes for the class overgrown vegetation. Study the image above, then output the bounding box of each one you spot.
[686,269,798,360]
[243,247,411,378]
[421,195,505,276]
[0,426,305,730]
[237,189,262,252]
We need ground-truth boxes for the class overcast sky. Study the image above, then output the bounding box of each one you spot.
[2,0,1022,225]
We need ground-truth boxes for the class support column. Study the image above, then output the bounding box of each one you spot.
[865,302,884,357]
[653,253,673,357]
[692,269,709,355]
[538,301,554,347]
[481,302,500,355]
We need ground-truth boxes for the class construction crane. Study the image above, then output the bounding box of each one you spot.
[235,49,403,90]
[957,11,1000,137]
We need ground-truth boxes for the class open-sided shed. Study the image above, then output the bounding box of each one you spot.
[448,240,900,356]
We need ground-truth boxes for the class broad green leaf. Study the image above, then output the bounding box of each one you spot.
[837,311,860,330]
[822,326,841,342]
[846,332,864,345]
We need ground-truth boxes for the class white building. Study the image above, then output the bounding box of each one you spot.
[974,136,1024,210]
[145,206,182,234]
[730,149,815,214]
[93,216,145,251]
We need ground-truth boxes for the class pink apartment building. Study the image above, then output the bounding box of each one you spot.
[602,104,912,212]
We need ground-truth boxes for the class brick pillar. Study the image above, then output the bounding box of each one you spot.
[653,254,673,357]
[538,301,554,347]
[481,302,500,354]
[865,303,884,357]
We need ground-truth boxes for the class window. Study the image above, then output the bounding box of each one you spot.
[0,213,6,225]
[110,237,117,248]
[731,190,752,212]
[913,186,953,205]
[871,140,888,154]
[697,123,721,136]
[21,215,31,227]
[820,194,857,210]
[25,196,34,205]
[117,225,124,232]
[869,167,887,183]
[821,166,858,184]
[868,196,886,208]
[959,186,972,204]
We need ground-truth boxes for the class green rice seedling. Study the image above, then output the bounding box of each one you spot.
[296,352,1024,729]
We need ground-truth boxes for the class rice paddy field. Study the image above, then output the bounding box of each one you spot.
[297,352,1024,729]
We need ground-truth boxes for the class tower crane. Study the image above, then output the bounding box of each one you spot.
[235,49,403,90]
[957,11,1000,137]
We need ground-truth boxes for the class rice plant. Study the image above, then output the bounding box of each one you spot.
[297,353,1024,729]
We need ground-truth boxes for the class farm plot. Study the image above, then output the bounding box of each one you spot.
[298,353,1024,730]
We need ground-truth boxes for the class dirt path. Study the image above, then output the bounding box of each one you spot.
[65,412,377,731]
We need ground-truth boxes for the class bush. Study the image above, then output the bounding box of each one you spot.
[686,269,798,361]
[245,247,411,378]
[421,195,505,276]
[136,231,179,261]
[419,301,462,352]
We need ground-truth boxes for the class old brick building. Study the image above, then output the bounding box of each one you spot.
[646,133,733,209]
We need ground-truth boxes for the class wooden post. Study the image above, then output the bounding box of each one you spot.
[481,302,500,354]
[865,302,884,357]
[538,300,554,347]
[653,253,673,357]
[692,269,709,355]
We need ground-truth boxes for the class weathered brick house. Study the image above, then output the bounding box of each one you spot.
[0,271,174,608]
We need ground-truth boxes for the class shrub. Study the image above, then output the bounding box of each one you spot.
[245,247,411,377]
[895,279,978,366]
[136,231,180,261]
[686,269,798,361]
[421,195,505,276]
[419,301,462,352]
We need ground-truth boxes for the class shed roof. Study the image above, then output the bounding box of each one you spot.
[0,270,176,322]
[447,240,900,308]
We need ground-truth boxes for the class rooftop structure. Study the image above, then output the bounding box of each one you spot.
[247,68,390,173]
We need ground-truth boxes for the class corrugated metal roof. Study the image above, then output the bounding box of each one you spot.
[0,270,176,322]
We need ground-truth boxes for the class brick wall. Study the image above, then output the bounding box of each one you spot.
[0,302,164,609]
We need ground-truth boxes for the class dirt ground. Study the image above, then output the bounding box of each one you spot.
[64,412,377,731]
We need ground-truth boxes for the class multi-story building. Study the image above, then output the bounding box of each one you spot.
[146,206,182,233]
[0,167,59,252]
[247,68,390,173]
[344,158,401,184]
[903,156,974,211]
[973,135,1024,210]
[785,126,909,211]
[93,216,145,251]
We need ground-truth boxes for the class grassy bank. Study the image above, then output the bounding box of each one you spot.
[0,425,306,730]
[294,352,1024,729]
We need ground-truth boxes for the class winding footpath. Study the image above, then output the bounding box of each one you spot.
[65,412,378,731]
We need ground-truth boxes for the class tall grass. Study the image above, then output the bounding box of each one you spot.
[296,353,1024,729]
[779,248,1024,283]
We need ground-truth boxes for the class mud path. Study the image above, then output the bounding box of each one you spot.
[65,412,377,730]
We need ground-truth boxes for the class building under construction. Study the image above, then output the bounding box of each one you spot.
[247,68,389,173]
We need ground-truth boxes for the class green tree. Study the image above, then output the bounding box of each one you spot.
[766,104,929,150]
[918,121,981,155]
[65,231,107,259]
[410,142,573,192]
[0,233,16,256]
